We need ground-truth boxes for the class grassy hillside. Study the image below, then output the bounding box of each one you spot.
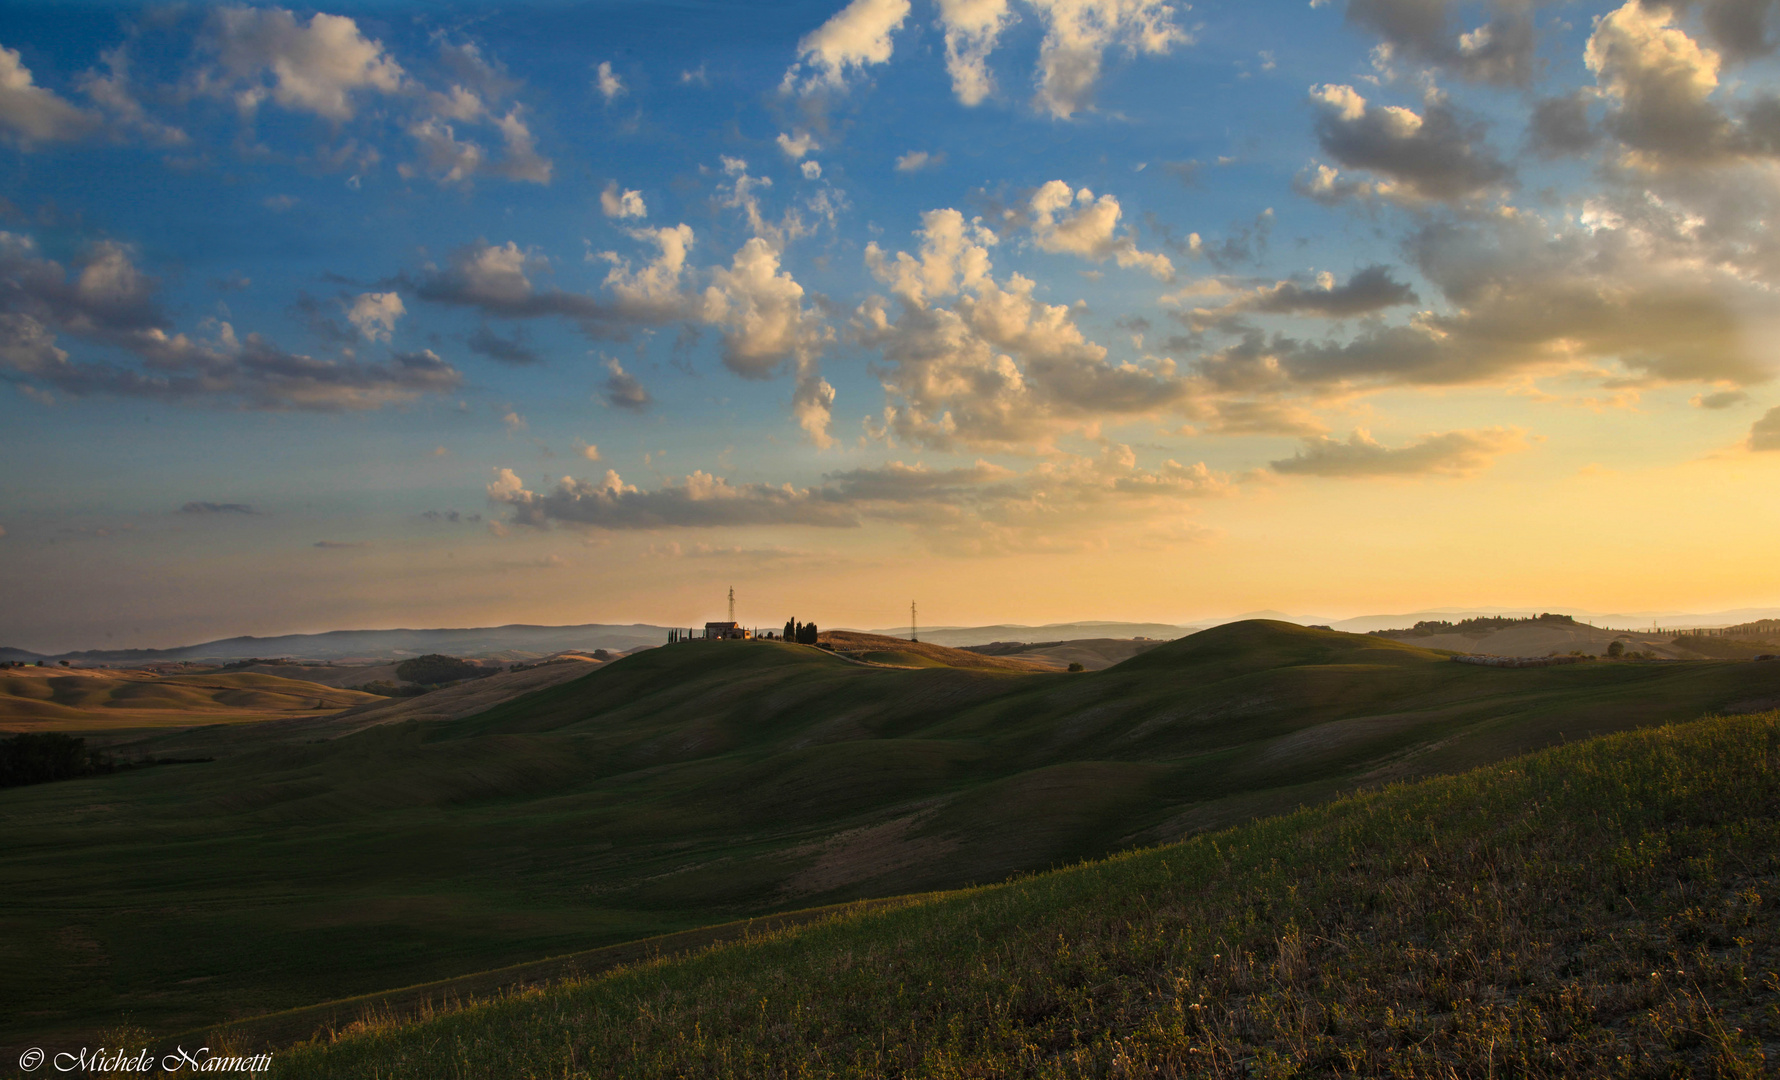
[3,622,1777,1048]
[816,630,1061,671]
[0,669,380,733]
[274,711,1780,1079]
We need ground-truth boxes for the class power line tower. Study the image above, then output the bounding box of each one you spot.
[729,586,735,624]
[911,600,918,643]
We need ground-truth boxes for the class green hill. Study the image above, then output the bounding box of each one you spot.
[275,711,1780,1079]
[3,622,1777,1048]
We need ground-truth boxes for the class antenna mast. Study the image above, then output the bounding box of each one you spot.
[729,586,735,623]
[911,600,918,643]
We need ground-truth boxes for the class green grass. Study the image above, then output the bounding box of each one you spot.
[272,711,1780,1079]
[4,622,1778,1048]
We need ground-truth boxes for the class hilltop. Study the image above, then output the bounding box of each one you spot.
[815,630,1063,671]
[4,622,1779,1047]
[274,711,1780,1078]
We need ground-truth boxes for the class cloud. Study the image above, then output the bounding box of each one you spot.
[1343,0,1538,86]
[418,222,832,444]
[1751,405,1780,450]
[178,501,259,515]
[403,105,552,187]
[593,225,693,313]
[0,44,101,147]
[200,8,405,121]
[1224,265,1420,318]
[1695,389,1750,408]
[595,61,625,103]
[486,446,1229,536]
[1678,0,1780,61]
[487,466,859,529]
[0,232,460,410]
[600,356,652,411]
[1190,203,1776,396]
[801,160,823,179]
[76,45,187,147]
[1577,0,1780,171]
[466,324,539,365]
[1028,0,1189,118]
[501,408,527,432]
[346,291,404,342]
[405,117,484,185]
[1309,83,1513,201]
[1027,180,1173,278]
[1586,0,1732,168]
[489,107,553,184]
[1270,427,1527,477]
[417,239,686,334]
[776,130,820,159]
[1527,91,1602,157]
[936,0,1017,105]
[575,441,601,460]
[793,369,837,449]
[600,181,647,218]
[895,150,945,172]
[702,237,827,377]
[313,540,371,549]
[784,0,910,94]
[858,207,1194,449]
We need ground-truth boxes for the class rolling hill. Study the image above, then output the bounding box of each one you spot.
[0,623,674,664]
[3,622,1777,1050]
[270,710,1780,1079]
[0,668,381,734]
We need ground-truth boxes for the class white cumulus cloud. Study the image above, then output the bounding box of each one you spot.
[346,292,405,342]
[600,181,647,218]
[783,0,911,94]
[1027,180,1173,278]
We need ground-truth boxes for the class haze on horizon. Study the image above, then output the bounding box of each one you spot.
[3,0,1779,654]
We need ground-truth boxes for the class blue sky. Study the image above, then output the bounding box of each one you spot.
[4,0,1780,650]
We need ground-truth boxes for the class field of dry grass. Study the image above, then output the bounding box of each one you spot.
[0,668,380,734]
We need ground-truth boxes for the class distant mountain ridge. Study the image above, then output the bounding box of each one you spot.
[0,624,674,664]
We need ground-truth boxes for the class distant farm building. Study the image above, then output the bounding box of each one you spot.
[704,622,749,640]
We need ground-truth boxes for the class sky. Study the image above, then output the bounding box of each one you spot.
[3,0,1780,651]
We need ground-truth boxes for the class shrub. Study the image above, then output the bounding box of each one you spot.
[0,732,112,788]
[394,654,492,686]
[1068,662,1085,672]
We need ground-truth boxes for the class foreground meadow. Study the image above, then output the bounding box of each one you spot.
[270,711,1780,1079]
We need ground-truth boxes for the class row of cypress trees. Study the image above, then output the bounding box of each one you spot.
[782,619,819,644]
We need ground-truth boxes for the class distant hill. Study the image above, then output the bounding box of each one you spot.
[0,668,380,734]
[963,637,1163,671]
[0,623,673,664]
[859,621,1196,647]
[816,631,1062,671]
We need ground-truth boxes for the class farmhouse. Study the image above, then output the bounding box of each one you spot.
[704,622,749,640]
